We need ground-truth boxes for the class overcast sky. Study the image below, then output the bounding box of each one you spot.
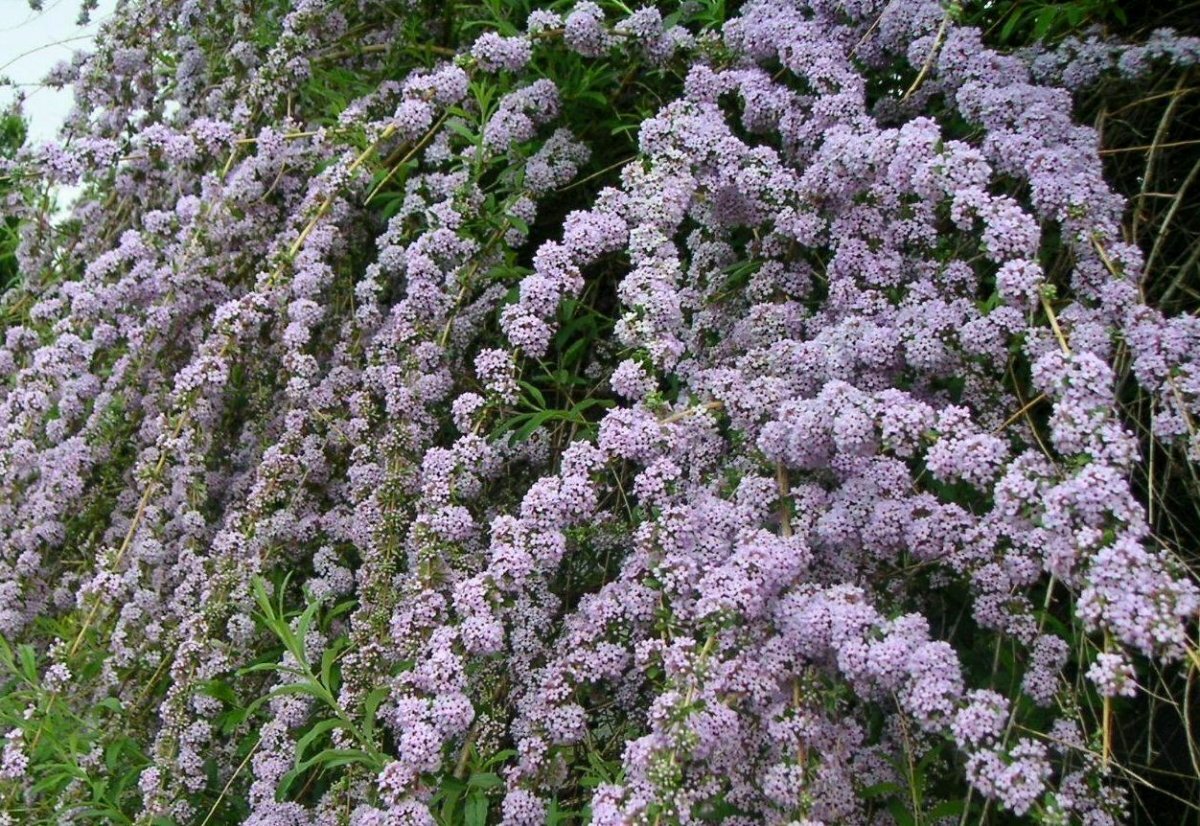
[1,0,118,143]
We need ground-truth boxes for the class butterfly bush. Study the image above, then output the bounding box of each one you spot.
[0,0,1198,823]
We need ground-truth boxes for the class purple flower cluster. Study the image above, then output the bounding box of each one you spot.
[482,79,561,153]
[471,33,533,73]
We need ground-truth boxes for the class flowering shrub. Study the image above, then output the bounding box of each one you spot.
[1,0,1199,823]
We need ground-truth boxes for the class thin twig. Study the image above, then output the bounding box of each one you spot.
[363,114,447,205]
[1040,294,1072,356]
[199,735,262,826]
[1099,138,1200,155]
[776,463,792,538]
[1133,74,1188,240]
[900,11,951,103]
[658,400,724,425]
[994,393,1048,434]
[1145,155,1200,279]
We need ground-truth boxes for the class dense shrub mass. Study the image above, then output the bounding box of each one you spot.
[1,1,1199,823]
[0,114,25,294]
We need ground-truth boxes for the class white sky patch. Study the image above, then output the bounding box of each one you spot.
[0,0,118,143]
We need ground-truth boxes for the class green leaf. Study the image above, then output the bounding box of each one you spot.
[561,336,590,371]
[519,380,547,410]
[1033,6,1058,40]
[861,781,903,799]
[289,600,322,667]
[547,798,580,826]
[576,90,611,108]
[219,703,253,736]
[245,679,326,718]
[296,718,346,763]
[74,804,131,825]
[434,775,466,819]
[886,799,917,826]
[571,398,615,415]
[199,679,237,706]
[282,745,374,795]
[325,598,357,625]
[96,696,124,714]
[999,8,1025,42]
[484,748,517,768]
[320,636,348,692]
[465,794,488,826]
[507,214,529,236]
[32,764,87,794]
[237,660,292,677]
[362,685,390,742]
[928,798,966,820]
[18,644,38,683]
[251,576,274,618]
[445,119,477,142]
[467,772,504,789]
[514,408,560,442]
[105,738,129,773]
[279,718,347,797]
